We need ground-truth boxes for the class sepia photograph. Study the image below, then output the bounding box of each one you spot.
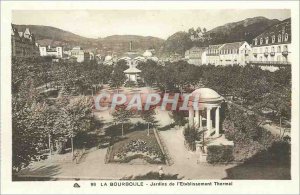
[1,1,299,194]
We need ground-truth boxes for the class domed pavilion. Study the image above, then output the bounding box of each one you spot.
[188,88,224,137]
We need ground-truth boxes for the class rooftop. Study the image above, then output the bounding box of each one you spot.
[220,41,247,50]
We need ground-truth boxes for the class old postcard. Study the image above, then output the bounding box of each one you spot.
[1,1,299,194]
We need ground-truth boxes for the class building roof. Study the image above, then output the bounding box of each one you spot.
[208,44,224,50]
[253,18,291,46]
[72,46,83,50]
[124,67,141,73]
[190,88,224,103]
[220,41,247,50]
[188,46,207,51]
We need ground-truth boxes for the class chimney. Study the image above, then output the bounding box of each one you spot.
[129,41,132,51]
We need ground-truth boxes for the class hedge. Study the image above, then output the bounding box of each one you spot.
[207,145,234,164]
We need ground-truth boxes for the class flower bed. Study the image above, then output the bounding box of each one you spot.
[108,131,166,164]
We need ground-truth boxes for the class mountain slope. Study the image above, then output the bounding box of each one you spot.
[158,31,193,57]
[159,16,281,56]
[13,24,164,54]
[207,16,280,44]
[98,35,164,55]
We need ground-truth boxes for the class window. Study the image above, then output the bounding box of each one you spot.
[260,38,263,45]
[284,45,288,52]
[277,55,281,62]
[285,33,289,41]
[254,39,258,45]
[272,35,275,43]
[265,37,269,44]
[271,46,275,52]
[265,47,268,52]
[277,46,281,53]
[278,34,282,43]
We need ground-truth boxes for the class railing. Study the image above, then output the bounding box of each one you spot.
[248,61,291,66]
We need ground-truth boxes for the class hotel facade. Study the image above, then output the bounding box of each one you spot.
[250,18,291,67]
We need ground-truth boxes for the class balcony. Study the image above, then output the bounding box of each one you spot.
[282,51,288,56]
[270,52,275,56]
[264,52,269,57]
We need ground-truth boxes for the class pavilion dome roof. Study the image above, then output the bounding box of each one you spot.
[190,88,224,103]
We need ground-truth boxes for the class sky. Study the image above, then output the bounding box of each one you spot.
[12,10,290,39]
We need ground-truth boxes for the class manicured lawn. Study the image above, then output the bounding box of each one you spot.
[108,130,166,164]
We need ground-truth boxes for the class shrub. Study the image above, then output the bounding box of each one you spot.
[183,126,199,151]
[171,111,188,126]
[122,171,182,180]
[206,145,234,164]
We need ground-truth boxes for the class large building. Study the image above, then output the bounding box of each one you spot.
[219,41,251,66]
[39,45,63,58]
[250,18,291,67]
[11,25,39,57]
[185,46,207,66]
[206,44,224,65]
[68,46,93,63]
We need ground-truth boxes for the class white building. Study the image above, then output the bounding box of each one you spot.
[206,44,224,65]
[185,46,207,66]
[39,45,63,58]
[68,46,92,63]
[250,18,291,69]
[219,41,251,66]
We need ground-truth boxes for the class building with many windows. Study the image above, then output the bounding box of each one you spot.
[11,24,39,57]
[39,45,63,58]
[250,18,291,68]
[67,46,93,63]
[205,44,224,65]
[185,46,207,66]
[219,41,251,66]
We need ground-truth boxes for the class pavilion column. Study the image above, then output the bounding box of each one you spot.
[199,111,202,129]
[206,107,212,136]
[189,107,194,127]
[215,106,220,137]
[195,110,200,128]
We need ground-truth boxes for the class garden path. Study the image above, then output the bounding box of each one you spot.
[17,128,234,180]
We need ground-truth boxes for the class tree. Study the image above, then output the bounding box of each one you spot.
[12,99,51,171]
[140,109,157,136]
[54,96,93,156]
[112,106,133,136]
[109,61,128,92]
